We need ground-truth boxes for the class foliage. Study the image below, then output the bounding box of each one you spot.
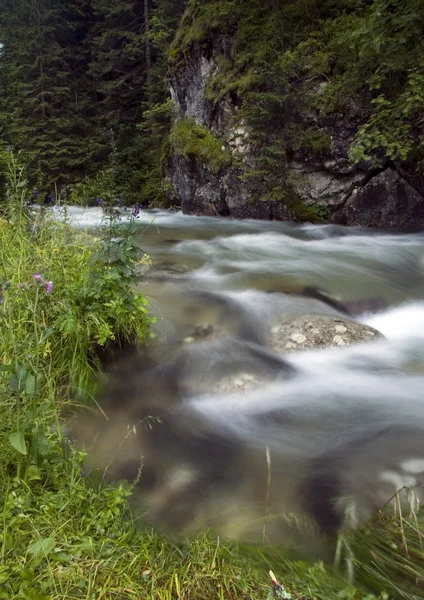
[0,0,186,204]
[0,149,151,402]
[0,0,103,193]
[170,117,232,173]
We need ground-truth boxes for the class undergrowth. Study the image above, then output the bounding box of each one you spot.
[1,149,424,599]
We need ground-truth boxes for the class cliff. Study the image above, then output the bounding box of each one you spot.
[165,0,424,227]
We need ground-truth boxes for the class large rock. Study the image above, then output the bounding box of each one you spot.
[166,40,424,226]
[270,314,383,354]
[210,315,384,394]
[333,168,424,228]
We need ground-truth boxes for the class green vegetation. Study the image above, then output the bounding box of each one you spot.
[170,0,424,206]
[0,0,186,204]
[1,0,422,210]
[170,117,231,173]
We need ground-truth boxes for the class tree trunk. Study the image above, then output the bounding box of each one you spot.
[144,0,151,71]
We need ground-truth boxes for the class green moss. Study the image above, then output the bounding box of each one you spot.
[170,117,231,173]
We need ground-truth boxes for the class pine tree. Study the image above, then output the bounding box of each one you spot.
[0,0,100,193]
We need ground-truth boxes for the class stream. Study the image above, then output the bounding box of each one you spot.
[62,206,424,553]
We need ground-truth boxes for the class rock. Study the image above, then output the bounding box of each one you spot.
[166,39,424,227]
[332,168,424,228]
[210,315,384,395]
[214,372,262,394]
[269,315,384,354]
[185,323,216,341]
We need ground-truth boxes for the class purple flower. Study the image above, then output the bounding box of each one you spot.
[34,273,42,282]
[45,281,53,294]
[132,204,141,219]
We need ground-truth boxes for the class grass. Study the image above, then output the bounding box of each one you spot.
[1,149,424,599]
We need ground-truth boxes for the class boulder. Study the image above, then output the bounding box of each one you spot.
[208,314,384,394]
[270,314,383,354]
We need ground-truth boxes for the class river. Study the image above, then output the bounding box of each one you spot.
[61,205,424,553]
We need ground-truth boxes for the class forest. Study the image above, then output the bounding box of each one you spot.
[0,0,423,214]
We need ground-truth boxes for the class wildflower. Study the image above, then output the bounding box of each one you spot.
[34,273,42,282]
[33,188,39,198]
[132,203,141,219]
[45,281,53,294]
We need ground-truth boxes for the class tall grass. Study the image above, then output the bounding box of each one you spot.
[0,149,423,599]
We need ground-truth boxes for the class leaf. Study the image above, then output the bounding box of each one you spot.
[27,537,56,560]
[32,430,51,457]
[27,465,41,481]
[25,373,36,396]
[40,326,55,343]
[16,586,49,600]
[9,431,27,455]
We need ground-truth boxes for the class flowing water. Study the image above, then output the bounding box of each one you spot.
[61,206,424,553]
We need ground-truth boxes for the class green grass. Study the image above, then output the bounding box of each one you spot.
[1,149,424,599]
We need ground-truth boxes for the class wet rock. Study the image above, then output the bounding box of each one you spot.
[146,264,191,281]
[342,298,387,317]
[270,314,384,354]
[208,315,384,395]
[214,372,263,394]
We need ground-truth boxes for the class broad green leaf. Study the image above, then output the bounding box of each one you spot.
[27,537,56,559]
[9,431,27,455]
[25,373,36,396]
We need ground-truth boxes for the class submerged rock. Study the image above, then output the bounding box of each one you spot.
[270,314,384,354]
[208,315,384,395]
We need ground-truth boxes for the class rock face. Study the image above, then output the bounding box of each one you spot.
[167,42,424,227]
